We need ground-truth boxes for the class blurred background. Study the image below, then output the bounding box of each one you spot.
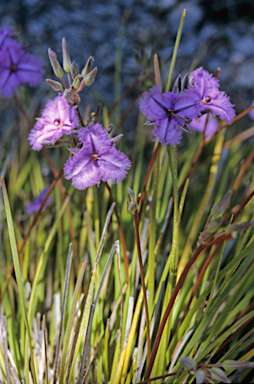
[1,0,254,145]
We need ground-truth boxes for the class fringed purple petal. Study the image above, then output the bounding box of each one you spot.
[139,85,174,121]
[152,117,182,146]
[98,147,131,184]
[203,92,235,124]
[64,153,100,190]
[174,89,204,119]
[191,67,220,99]
[78,123,111,154]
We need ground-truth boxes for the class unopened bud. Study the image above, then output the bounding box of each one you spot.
[72,74,82,89]
[210,367,230,383]
[207,217,223,233]
[223,359,254,371]
[83,67,98,86]
[81,56,94,77]
[71,62,79,80]
[179,357,197,370]
[46,79,63,91]
[62,38,71,73]
[111,134,123,147]
[127,187,138,215]
[195,370,206,384]
[211,191,232,216]
[225,222,254,235]
[48,48,63,78]
[91,104,101,123]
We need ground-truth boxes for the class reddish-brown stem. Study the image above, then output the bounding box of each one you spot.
[232,148,254,193]
[105,182,129,283]
[231,189,254,224]
[60,76,68,89]
[144,233,233,380]
[137,370,184,384]
[0,170,63,304]
[134,213,151,361]
[108,73,153,118]
[115,91,143,133]
[14,93,34,129]
[184,243,221,317]
[138,143,160,224]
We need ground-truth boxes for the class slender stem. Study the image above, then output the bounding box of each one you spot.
[134,213,151,361]
[105,182,129,283]
[165,9,186,92]
[14,93,34,129]
[138,143,160,224]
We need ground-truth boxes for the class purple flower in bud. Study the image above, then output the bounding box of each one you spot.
[26,187,51,214]
[0,38,44,98]
[190,114,218,138]
[190,67,235,124]
[64,123,131,190]
[28,95,79,150]
[139,85,202,146]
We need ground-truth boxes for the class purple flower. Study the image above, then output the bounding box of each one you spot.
[26,187,51,214]
[64,123,131,190]
[190,67,235,124]
[0,38,45,97]
[190,114,219,138]
[28,95,79,150]
[139,85,202,146]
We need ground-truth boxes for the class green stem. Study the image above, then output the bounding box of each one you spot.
[165,9,186,92]
[134,214,151,361]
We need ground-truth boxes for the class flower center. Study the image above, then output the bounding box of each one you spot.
[10,64,17,73]
[91,153,99,163]
[54,119,63,127]
[202,96,211,104]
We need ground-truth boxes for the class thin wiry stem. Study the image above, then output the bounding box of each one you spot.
[105,181,129,283]
[134,213,151,361]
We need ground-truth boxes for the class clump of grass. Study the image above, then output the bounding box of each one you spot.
[1,9,254,384]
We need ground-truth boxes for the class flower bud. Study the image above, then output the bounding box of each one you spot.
[71,62,79,80]
[224,222,254,235]
[72,74,82,89]
[48,48,63,78]
[81,56,94,77]
[207,217,223,233]
[91,104,101,123]
[62,38,71,73]
[127,188,138,215]
[111,134,123,147]
[211,191,232,216]
[46,79,63,91]
[83,67,98,86]
[223,359,254,371]
[210,367,231,383]
[179,357,197,370]
[195,370,206,384]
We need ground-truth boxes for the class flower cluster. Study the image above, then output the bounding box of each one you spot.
[0,26,44,97]
[28,38,131,191]
[139,67,235,146]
